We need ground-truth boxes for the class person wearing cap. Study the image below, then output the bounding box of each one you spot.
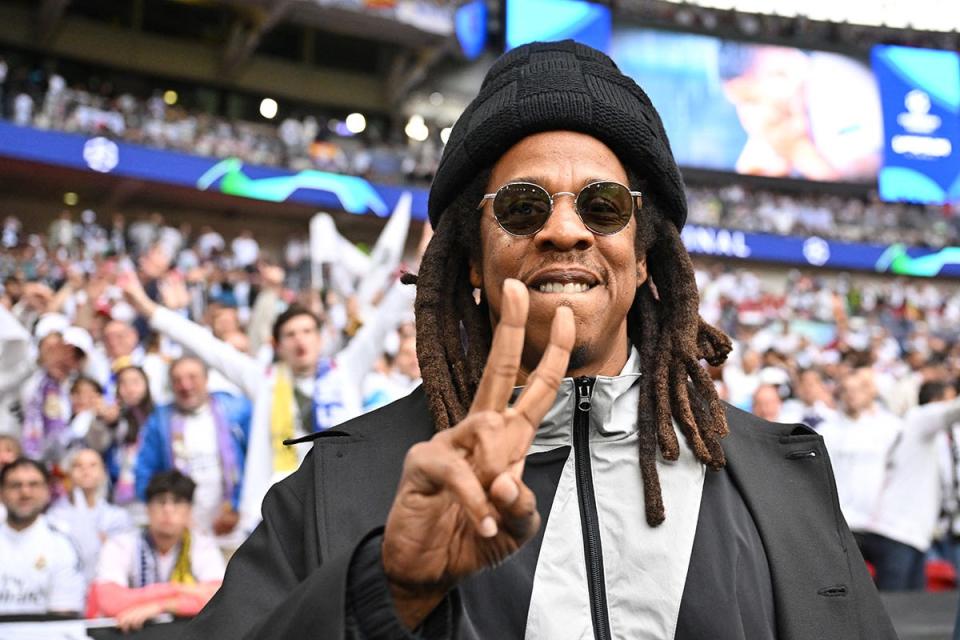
[18,317,104,463]
[185,41,894,639]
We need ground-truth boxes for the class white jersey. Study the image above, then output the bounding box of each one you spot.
[0,516,85,614]
[95,529,226,586]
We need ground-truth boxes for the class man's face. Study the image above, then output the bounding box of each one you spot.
[471,131,644,376]
[1,465,50,525]
[840,372,874,415]
[752,385,782,422]
[170,359,209,412]
[212,308,240,339]
[38,334,81,381]
[394,336,420,381]
[276,314,323,375]
[797,371,823,405]
[103,320,138,359]
[147,492,192,541]
[69,449,105,493]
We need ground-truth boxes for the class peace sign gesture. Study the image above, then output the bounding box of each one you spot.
[382,279,575,628]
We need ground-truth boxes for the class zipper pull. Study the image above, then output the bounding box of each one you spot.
[576,376,595,412]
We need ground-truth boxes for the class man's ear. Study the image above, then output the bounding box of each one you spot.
[469,262,482,289]
[636,256,648,286]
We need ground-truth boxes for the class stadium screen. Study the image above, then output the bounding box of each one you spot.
[505,0,612,53]
[871,45,960,206]
[610,28,883,184]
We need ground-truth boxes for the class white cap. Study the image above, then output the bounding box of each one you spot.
[34,313,69,340]
[62,326,93,357]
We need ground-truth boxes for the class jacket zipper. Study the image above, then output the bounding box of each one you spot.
[574,376,612,640]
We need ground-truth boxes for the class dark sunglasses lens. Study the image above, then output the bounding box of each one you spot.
[576,182,634,234]
[493,184,551,235]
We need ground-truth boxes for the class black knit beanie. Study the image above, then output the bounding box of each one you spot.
[428,39,688,230]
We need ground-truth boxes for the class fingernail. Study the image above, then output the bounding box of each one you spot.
[479,516,498,538]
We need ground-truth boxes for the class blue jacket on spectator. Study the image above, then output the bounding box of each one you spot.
[135,391,252,509]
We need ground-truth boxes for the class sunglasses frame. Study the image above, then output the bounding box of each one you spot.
[477,180,643,237]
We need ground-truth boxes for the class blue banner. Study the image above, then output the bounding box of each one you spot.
[682,224,960,278]
[0,121,430,220]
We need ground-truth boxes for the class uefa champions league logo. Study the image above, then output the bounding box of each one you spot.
[83,137,120,173]
[802,237,830,266]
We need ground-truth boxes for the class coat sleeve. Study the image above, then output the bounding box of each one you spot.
[182,453,456,640]
[181,465,360,639]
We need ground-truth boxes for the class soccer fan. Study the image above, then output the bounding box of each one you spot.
[135,356,250,539]
[90,470,225,632]
[0,458,85,616]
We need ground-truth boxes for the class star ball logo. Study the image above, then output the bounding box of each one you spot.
[83,137,120,173]
[803,237,830,267]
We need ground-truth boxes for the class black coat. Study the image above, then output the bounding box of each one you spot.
[184,388,896,639]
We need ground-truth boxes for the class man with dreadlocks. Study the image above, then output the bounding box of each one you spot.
[186,41,894,639]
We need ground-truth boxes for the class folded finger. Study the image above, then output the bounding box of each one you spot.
[489,472,540,543]
[405,442,499,538]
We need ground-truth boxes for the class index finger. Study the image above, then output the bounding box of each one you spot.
[470,279,529,413]
[510,304,575,441]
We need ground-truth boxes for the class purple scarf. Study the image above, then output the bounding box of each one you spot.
[22,374,68,460]
[167,398,240,506]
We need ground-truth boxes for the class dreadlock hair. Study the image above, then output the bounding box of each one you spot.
[402,170,733,527]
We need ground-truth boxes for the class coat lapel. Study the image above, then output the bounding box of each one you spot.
[312,388,436,561]
[721,405,863,640]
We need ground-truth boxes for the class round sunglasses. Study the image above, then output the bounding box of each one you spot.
[478,181,642,236]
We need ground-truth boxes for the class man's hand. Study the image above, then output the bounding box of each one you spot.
[381,279,575,628]
[118,271,158,319]
[115,600,167,633]
[212,504,239,535]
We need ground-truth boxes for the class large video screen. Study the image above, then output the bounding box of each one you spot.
[506,0,611,53]
[872,45,960,205]
[610,29,883,183]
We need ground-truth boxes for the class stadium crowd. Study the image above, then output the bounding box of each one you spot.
[0,53,443,187]
[1,53,956,249]
[3,207,960,626]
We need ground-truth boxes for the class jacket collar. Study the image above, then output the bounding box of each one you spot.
[529,346,643,450]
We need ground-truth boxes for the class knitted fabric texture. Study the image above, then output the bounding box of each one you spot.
[428,40,688,230]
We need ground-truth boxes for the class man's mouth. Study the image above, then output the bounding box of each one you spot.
[535,282,592,294]
[526,268,601,294]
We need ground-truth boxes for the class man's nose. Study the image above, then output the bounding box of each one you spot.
[533,194,593,252]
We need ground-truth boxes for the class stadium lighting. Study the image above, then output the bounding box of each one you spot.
[163,90,178,106]
[260,98,279,120]
[405,115,429,142]
[345,113,367,134]
[63,192,78,206]
[440,127,452,144]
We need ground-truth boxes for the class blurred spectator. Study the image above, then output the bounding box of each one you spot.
[105,365,154,518]
[858,381,960,590]
[134,357,250,541]
[89,470,225,632]
[48,448,132,582]
[0,458,85,616]
[751,384,784,422]
[819,370,903,558]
